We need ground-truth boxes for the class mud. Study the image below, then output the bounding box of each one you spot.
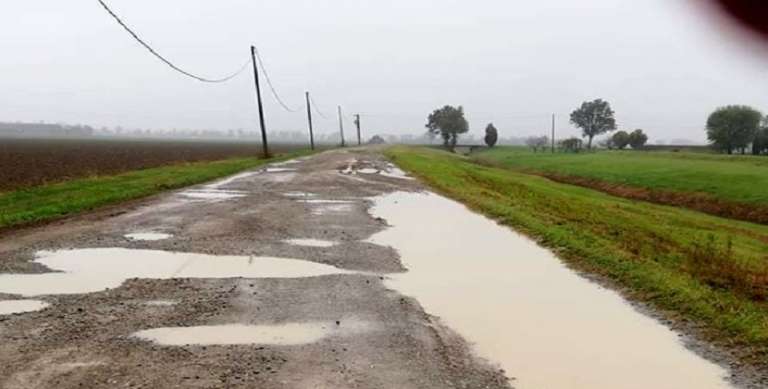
[370,191,734,389]
[0,148,508,389]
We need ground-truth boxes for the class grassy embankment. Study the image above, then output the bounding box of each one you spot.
[0,150,314,230]
[474,147,768,224]
[386,146,768,364]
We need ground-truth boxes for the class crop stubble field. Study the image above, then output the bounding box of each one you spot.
[0,138,307,192]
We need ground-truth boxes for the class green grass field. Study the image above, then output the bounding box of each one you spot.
[0,150,313,230]
[475,147,768,204]
[387,146,768,364]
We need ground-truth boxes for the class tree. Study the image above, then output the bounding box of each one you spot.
[628,129,648,149]
[525,136,549,152]
[752,117,768,155]
[570,99,617,149]
[426,105,469,151]
[706,105,762,154]
[612,131,630,149]
[484,123,498,148]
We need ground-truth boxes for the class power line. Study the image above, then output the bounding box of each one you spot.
[252,48,300,112]
[97,0,250,83]
[308,93,330,119]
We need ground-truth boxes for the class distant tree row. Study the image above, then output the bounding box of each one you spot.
[706,105,768,155]
[425,99,653,153]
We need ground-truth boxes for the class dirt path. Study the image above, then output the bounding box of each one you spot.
[0,148,510,389]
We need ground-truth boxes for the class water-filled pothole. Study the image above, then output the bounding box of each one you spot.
[134,319,371,346]
[284,239,338,248]
[0,300,49,315]
[125,232,172,241]
[380,165,415,180]
[179,189,246,201]
[369,191,733,389]
[0,248,351,297]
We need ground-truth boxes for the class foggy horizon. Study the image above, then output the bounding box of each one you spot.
[2,0,768,144]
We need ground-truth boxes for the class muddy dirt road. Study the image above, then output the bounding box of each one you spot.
[0,148,748,388]
[0,149,508,389]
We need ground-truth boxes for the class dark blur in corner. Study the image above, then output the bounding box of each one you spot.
[708,0,768,40]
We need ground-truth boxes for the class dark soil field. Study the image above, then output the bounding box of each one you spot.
[0,138,305,192]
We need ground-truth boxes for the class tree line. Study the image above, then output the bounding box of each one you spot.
[706,105,768,155]
[424,100,646,153]
[424,101,768,156]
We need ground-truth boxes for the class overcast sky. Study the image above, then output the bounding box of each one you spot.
[1,0,767,143]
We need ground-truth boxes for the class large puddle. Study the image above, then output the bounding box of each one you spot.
[134,319,371,346]
[0,300,49,315]
[369,191,733,389]
[0,248,351,297]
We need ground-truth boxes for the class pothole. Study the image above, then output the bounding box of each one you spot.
[284,239,338,248]
[125,232,173,241]
[133,319,372,346]
[179,189,247,201]
[0,300,49,315]
[369,191,735,389]
[0,248,352,297]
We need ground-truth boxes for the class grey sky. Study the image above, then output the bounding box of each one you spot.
[1,0,767,143]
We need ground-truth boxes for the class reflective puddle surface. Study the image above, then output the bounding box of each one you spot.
[0,248,351,297]
[125,232,172,241]
[205,172,259,189]
[134,319,371,346]
[284,239,338,248]
[380,164,415,180]
[0,300,49,315]
[179,189,247,201]
[369,191,733,389]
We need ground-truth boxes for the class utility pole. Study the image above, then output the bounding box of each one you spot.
[338,105,346,147]
[250,46,269,158]
[551,113,556,153]
[354,114,361,146]
[305,92,315,150]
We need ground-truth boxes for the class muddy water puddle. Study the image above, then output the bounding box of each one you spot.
[0,248,351,297]
[369,191,733,389]
[134,319,371,346]
[284,239,338,248]
[179,189,247,201]
[0,300,49,315]
[125,232,172,241]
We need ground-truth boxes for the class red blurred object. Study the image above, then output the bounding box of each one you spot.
[711,0,768,38]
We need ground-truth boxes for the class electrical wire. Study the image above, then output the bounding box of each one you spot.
[252,48,300,112]
[307,93,330,119]
[97,0,250,83]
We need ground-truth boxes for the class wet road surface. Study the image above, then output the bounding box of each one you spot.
[0,148,743,388]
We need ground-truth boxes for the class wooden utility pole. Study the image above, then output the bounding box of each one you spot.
[305,92,315,150]
[551,113,556,153]
[338,106,346,147]
[354,114,361,146]
[250,46,269,158]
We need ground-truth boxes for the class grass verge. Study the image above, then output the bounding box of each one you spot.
[474,147,768,224]
[0,150,314,230]
[386,146,768,365]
